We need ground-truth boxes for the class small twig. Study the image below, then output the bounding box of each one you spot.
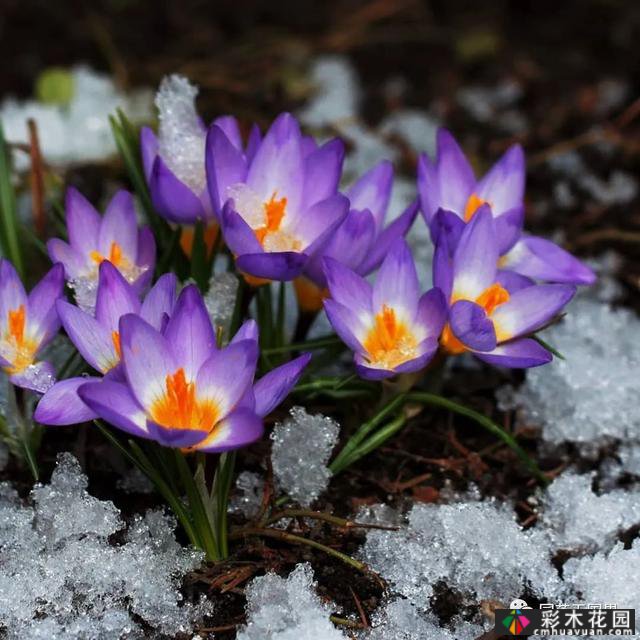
[263,508,398,531]
[27,119,45,235]
[349,586,370,628]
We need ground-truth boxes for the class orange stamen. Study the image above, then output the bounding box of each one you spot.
[463,193,490,222]
[3,305,38,373]
[293,277,329,313]
[90,241,125,268]
[440,323,467,354]
[255,194,287,245]
[179,223,219,258]
[150,368,218,431]
[476,283,510,315]
[363,305,417,368]
[8,305,25,344]
[111,331,121,359]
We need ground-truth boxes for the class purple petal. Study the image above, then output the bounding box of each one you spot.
[416,287,447,339]
[205,124,248,215]
[10,361,56,393]
[452,205,498,301]
[358,200,419,276]
[491,283,576,341]
[140,273,177,329]
[393,337,439,374]
[65,187,101,255]
[47,239,85,279]
[303,138,345,207]
[78,380,151,438]
[323,299,367,353]
[195,340,259,418]
[503,236,597,285]
[476,144,525,215]
[146,421,209,448]
[237,252,307,281]
[347,160,393,230]
[34,376,100,425]
[98,190,138,259]
[495,269,535,293]
[136,226,156,271]
[119,314,177,411]
[95,262,141,331]
[57,300,117,373]
[429,208,466,253]
[0,259,27,323]
[372,238,419,319]
[432,231,453,300]
[220,202,263,256]
[140,126,158,182]
[354,355,396,380]
[149,155,206,224]
[245,124,262,163]
[253,353,311,417]
[230,319,259,344]
[292,194,350,254]
[494,206,524,254]
[27,263,64,346]
[163,285,216,380]
[450,300,497,352]
[323,257,372,320]
[191,408,264,453]
[474,338,552,369]
[213,115,243,150]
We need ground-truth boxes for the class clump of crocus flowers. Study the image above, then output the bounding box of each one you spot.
[0,74,595,560]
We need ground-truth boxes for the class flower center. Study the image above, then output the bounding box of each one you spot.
[464,193,490,222]
[363,305,417,369]
[150,367,219,431]
[111,331,122,359]
[441,283,510,354]
[1,305,38,373]
[90,241,125,268]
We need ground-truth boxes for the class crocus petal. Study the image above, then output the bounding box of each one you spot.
[474,338,552,369]
[372,238,419,319]
[98,190,138,259]
[140,126,158,182]
[323,257,372,322]
[432,231,453,300]
[34,376,100,425]
[237,252,307,281]
[146,421,209,448]
[253,353,311,417]
[95,262,141,331]
[495,270,535,293]
[353,354,395,380]
[245,124,262,163]
[502,236,597,285]
[415,287,447,340]
[491,283,576,341]
[136,226,157,271]
[149,155,206,224]
[429,208,466,253]
[292,194,350,254]
[191,408,264,453]
[494,206,524,255]
[213,115,243,150]
[358,200,419,276]
[9,361,55,393]
[247,112,303,213]
[303,138,345,207]
[450,300,497,352]
[0,259,28,323]
[195,340,259,418]
[347,160,393,230]
[393,336,439,374]
[27,263,64,345]
[140,273,177,329]
[220,202,263,256]
[476,144,525,215]
[78,380,151,438]
[323,299,367,353]
[230,319,259,344]
[46,239,85,279]
[452,206,498,301]
[163,285,216,381]
[205,124,248,215]
[57,300,117,373]
[119,314,177,412]
[65,187,101,255]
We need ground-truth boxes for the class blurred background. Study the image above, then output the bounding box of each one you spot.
[1,0,639,304]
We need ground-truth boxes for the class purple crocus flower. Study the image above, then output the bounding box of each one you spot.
[295,161,419,311]
[47,188,156,310]
[0,259,64,392]
[323,239,446,380]
[75,284,310,452]
[419,128,595,286]
[212,112,349,282]
[435,206,576,368]
[34,262,177,426]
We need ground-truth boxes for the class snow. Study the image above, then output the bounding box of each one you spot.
[0,66,152,171]
[270,406,340,507]
[155,74,207,194]
[204,271,239,340]
[497,299,640,448]
[0,453,210,639]
[229,471,265,520]
[237,563,345,640]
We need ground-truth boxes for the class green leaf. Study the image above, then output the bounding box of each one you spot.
[0,124,24,277]
[533,335,566,360]
[212,451,236,559]
[190,220,209,289]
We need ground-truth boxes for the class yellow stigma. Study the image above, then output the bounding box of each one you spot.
[90,241,125,268]
[2,305,38,373]
[150,368,219,431]
[363,305,417,369]
[463,193,490,222]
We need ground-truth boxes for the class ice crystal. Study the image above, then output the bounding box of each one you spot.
[204,272,239,339]
[271,407,340,507]
[0,453,209,639]
[156,74,206,194]
[229,471,265,520]
[237,563,345,640]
